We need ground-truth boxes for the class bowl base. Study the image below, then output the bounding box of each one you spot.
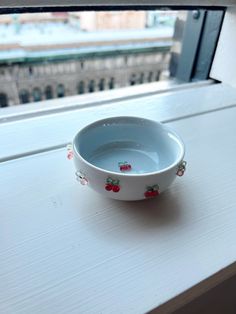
[89,141,162,174]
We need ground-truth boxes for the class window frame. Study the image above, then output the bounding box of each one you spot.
[0,0,229,12]
[0,4,226,111]
[0,2,234,116]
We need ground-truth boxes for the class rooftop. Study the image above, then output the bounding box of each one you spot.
[0,22,173,63]
[0,41,172,64]
[0,22,173,46]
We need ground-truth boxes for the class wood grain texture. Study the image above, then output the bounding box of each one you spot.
[0,81,210,123]
[1,83,236,162]
[1,105,236,313]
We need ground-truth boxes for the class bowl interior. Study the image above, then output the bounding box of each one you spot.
[74,117,184,174]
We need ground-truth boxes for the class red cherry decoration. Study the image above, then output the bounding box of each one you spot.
[151,190,159,197]
[105,183,113,191]
[112,185,120,193]
[145,190,152,198]
[145,186,160,198]
[67,151,73,160]
[119,163,132,171]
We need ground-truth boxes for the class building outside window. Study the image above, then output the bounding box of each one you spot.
[88,80,95,93]
[148,72,153,82]
[19,90,30,104]
[0,93,8,107]
[139,73,144,84]
[98,78,105,91]
[45,86,53,99]
[57,84,65,98]
[32,88,42,102]
[0,9,223,108]
[108,77,115,89]
[130,74,136,86]
[78,81,85,94]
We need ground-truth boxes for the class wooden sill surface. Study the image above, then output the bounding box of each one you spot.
[1,82,236,313]
[0,81,234,162]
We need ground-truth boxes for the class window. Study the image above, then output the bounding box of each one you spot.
[57,84,65,98]
[155,71,161,81]
[139,73,144,84]
[78,81,85,94]
[148,71,153,82]
[32,88,42,102]
[19,89,30,104]
[0,9,224,109]
[0,92,8,107]
[28,66,33,75]
[45,86,53,99]
[108,77,115,89]
[99,78,105,91]
[88,80,95,93]
[130,74,136,86]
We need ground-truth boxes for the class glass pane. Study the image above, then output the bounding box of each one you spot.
[45,86,53,99]
[32,88,42,102]
[0,93,8,107]
[0,10,188,108]
[19,90,30,104]
[57,84,65,98]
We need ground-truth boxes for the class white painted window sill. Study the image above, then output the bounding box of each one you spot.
[1,81,236,314]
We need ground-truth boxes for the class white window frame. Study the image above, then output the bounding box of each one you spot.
[0,0,234,8]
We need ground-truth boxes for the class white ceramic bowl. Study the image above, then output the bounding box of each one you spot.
[72,116,186,201]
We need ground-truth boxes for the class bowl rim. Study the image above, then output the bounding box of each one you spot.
[73,116,185,177]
